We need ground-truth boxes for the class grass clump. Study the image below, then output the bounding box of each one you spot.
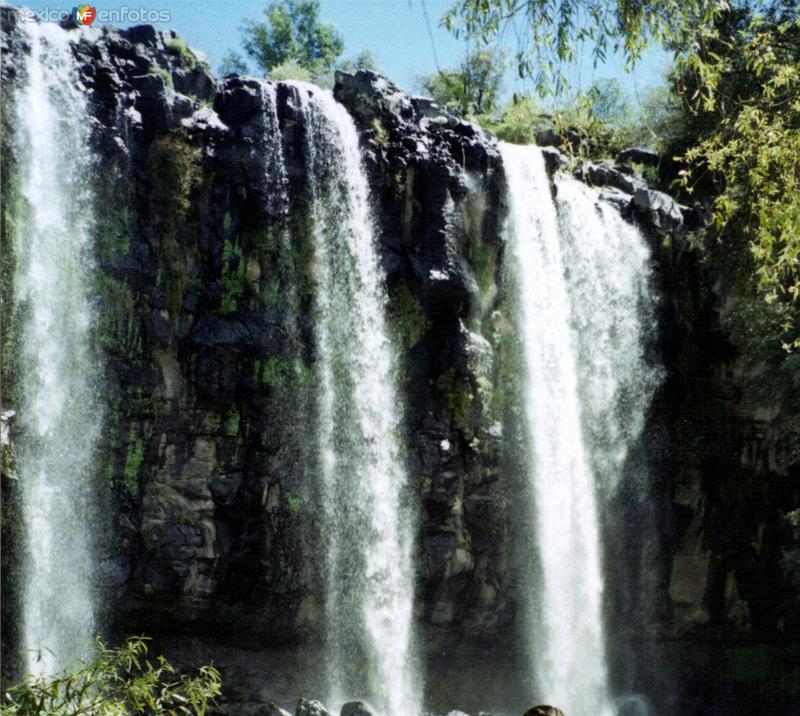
[147,64,173,88]
[166,37,198,71]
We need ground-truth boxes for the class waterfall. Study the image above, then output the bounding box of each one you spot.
[555,176,659,496]
[500,143,658,716]
[259,83,290,215]
[12,22,100,675]
[292,84,419,716]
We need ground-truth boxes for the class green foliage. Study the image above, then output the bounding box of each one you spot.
[285,490,302,512]
[720,297,800,406]
[122,427,144,497]
[548,78,653,158]
[93,275,140,357]
[219,50,249,76]
[1,99,24,411]
[94,175,131,261]
[479,94,544,144]
[1,637,220,715]
[387,280,429,349]
[147,64,173,88]
[240,0,344,81]
[147,131,201,317]
[337,49,380,73]
[370,116,389,143]
[267,58,315,83]
[166,37,198,71]
[262,276,281,306]
[483,80,649,158]
[628,84,690,154]
[680,13,800,342]
[435,367,474,430]
[147,132,201,228]
[259,355,287,389]
[225,407,241,437]
[417,49,503,116]
[443,0,725,97]
[219,239,246,314]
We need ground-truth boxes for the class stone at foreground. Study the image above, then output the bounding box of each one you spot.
[522,707,565,716]
[340,702,374,716]
[296,699,330,716]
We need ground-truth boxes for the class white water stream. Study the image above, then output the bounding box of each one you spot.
[501,143,658,716]
[14,22,100,676]
[293,84,419,716]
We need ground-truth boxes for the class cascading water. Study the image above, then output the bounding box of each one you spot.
[501,143,613,716]
[259,83,290,215]
[555,176,660,496]
[12,22,101,675]
[292,84,419,716]
[501,143,659,716]
[556,174,661,715]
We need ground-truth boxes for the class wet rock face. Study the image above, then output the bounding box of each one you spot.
[0,8,511,642]
[332,69,511,631]
[573,158,688,230]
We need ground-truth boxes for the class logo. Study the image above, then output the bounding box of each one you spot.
[72,5,96,25]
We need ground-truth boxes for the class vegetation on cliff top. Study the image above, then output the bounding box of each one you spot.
[441,0,800,394]
[219,0,378,86]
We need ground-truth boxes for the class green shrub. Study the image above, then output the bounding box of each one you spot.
[219,239,246,314]
[147,132,201,228]
[1,637,220,715]
[166,37,198,71]
[435,367,474,430]
[478,94,544,144]
[267,58,313,83]
[147,64,173,88]
[146,131,201,316]
[387,280,429,349]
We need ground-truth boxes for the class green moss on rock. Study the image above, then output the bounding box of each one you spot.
[146,130,201,317]
[387,279,429,349]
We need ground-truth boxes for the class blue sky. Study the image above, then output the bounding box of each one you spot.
[8,0,671,108]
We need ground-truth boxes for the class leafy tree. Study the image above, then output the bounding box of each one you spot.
[417,49,504,116]
[443,0,726,96]
[484,79,644,155]
[337,49,381,74]
[219,50,248,76]
[577,78,631,124]
[267,59,315,83]
[240,0,344,79]
[676,8,800,341]
[481,94,546,143]
[1,637,220,715]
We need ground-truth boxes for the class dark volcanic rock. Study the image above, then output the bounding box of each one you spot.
[340,702,373,716]
[296,699,330,716]
[575,159,644,195]
[617,146,661,167]
[633,186,685,229]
